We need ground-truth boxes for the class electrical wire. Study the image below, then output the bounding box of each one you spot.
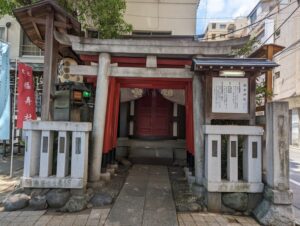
[260,4,300,46]
[198,0,297,41]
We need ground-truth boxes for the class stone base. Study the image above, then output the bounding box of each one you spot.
[264,187,293,205]
[206,192,222,212]
[108,164,118,170]
[100,172,111,182]
[253,199,295,226]
[191,184,205,197]
[204,179,264,193]
[106,168,115,176]
[87,180,106,189]
[184,167,192,179]
[187,175,196,184]
[21,177,86,189]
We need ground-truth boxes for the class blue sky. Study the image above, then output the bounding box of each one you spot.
[197,0,260,34]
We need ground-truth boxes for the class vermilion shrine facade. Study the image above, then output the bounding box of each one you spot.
[13,1,295,221]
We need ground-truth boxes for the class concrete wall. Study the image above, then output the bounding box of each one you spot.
[124,0,199,35]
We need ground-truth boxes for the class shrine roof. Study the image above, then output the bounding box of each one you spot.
[192,58,279,72]
[13,0,81,52]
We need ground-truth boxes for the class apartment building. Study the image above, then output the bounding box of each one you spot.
[203,17,248,41]
[247,0,300,144]
[124,0,200,36]
[247,0,278,47]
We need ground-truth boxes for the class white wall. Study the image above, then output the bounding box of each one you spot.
[124,0,199,35]
[273,1,300,102]
[0,15,21,60]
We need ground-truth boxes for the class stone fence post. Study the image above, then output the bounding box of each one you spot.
[254,101,294,226]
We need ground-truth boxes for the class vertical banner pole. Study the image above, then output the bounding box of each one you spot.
[10,59,18,178]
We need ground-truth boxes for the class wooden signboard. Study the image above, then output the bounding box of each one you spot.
[212,77,248,114]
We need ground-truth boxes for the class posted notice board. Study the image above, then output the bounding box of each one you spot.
[212,77,248,113]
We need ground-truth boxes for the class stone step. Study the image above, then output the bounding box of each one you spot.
[129,147,174,165]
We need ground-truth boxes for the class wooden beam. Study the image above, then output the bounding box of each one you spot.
[27,10,42,40]
[25,16,72,29]
[41,11,59,120]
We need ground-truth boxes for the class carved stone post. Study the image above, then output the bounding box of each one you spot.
[254,102,294,226]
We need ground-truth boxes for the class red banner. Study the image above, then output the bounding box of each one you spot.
[17,63,37,128]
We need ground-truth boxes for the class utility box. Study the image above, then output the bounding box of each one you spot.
[53,82,93,122]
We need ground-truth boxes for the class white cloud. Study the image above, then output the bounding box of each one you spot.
[197,0,260,34]
[232,1,259,18]
[207,0,225,14]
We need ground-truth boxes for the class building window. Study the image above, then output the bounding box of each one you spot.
[275,29,280,38]
[0,27,5,41]
[212,23,216,29]
[274,71,280,79]
[220,34,226,38]
[211,34,216,40]
[250,11,257,24]
[21,31,43,56]
[87,29,100,39]
[220,24,226,29]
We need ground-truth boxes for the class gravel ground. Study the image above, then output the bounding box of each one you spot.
[168,166,204,212]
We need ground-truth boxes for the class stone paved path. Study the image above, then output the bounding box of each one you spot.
[0,163,262,226]
[0,209,262,226]
[0,209,110,226]
[105,164,178,226]
[178,213,261,226]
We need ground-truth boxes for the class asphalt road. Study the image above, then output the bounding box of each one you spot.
[290,146,300,222]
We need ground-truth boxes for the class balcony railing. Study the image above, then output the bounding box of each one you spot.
[21,121,92,189]
[204,125,264,193]
[21,44,44,56]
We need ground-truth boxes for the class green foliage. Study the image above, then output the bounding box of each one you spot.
[74,0,132,39]
[0,0,132,38]
[231,38,259,57]
[256,79,273,106]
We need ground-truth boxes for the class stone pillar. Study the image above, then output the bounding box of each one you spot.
[243,135,262,183]
[23,130,41,177]
[72,131,89,188]
[227,135,238,182]
[56,131,70,177]
[205,134,221,183]
[254,102,294,226]
[266,102,290,189]
[39,131,54,177]
[193,75,205,185]
[298,108,300,146]
[89,53,110,182]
